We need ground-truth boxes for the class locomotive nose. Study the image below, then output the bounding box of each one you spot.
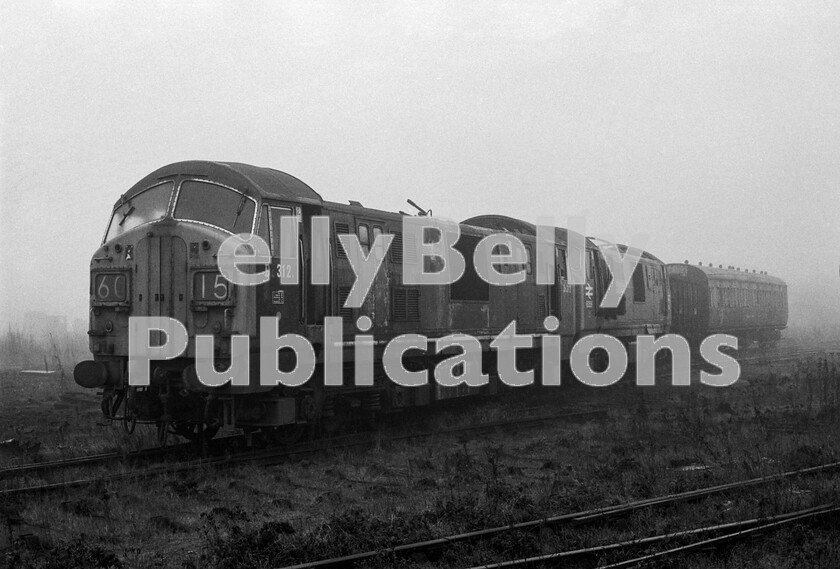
[133,231,189,325]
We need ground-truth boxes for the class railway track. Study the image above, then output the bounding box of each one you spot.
[733,346,837,366]
[470,504,840,569]
[0,438,214,480]
[597,504,839,569]
[277,460,840,569]
[0,408,607,498]
[1,345,826,486]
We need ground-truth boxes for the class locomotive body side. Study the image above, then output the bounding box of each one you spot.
[462,217,671,366]
[587,244,671,350]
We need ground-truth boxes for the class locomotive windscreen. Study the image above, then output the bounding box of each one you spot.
[173,180,256,233]
[104,181,173,242]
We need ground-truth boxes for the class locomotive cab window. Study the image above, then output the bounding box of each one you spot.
[174,180,256,233]
[358,224,370,255]
[269,206,294,255]
[491,243,511,274]
[104,181,173,242]
[372,225,383,256]
[258,205,270,245]
[558,248,567,279]
[632,264,646,302]
[587,250,597,280]
[525,245,532,275]
[450,234,489,302]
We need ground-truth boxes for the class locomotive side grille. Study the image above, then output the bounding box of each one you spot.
[389,232,418,266]
[538,294,547,318]
[392,287,420,321]
[334,222,350,259]
[390,232,403,264]
[403,231,417,265]
[337,286,353,319]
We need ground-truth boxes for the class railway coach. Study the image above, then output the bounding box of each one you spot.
[666,262,787,349]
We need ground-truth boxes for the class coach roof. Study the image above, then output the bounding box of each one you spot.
[118,161,323,207]
[667,263,786,287]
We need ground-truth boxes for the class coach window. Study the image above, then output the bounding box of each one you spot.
[358,224,371,255]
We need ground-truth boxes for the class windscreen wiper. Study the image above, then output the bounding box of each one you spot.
[118,203,135,226]
[231,195,247,229]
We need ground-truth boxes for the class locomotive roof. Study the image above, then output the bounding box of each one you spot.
[666,263,786,287]
[587,238,663,263]
[463,215,663,262]
[119,161,323,206]
[462,214,573,246]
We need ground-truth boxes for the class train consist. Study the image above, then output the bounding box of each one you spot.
[73,161,788,442]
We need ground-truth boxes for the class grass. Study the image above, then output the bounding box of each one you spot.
[2,331,840,567]
[0,325,88,376]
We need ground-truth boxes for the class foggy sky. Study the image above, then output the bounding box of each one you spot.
[2,1,839,329]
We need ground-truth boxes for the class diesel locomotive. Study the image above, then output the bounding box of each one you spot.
[73,161,786,443]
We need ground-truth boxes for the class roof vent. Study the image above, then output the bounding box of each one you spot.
[348,200,363,207]
[719,264,723,268]
[699,262,703,266]
[684,260,689,264]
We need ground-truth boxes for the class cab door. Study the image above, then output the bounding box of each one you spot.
[266,204,303,333]
[580,247,600,331]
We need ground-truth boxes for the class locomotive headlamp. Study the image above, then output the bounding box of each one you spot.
[114,243,122,253]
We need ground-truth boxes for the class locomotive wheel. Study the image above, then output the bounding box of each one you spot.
[101,391,125,420]
[156,421,170,446]
[123,407,137,435]
[101,397,113,419]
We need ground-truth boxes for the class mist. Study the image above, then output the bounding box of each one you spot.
[2,1,839,335]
